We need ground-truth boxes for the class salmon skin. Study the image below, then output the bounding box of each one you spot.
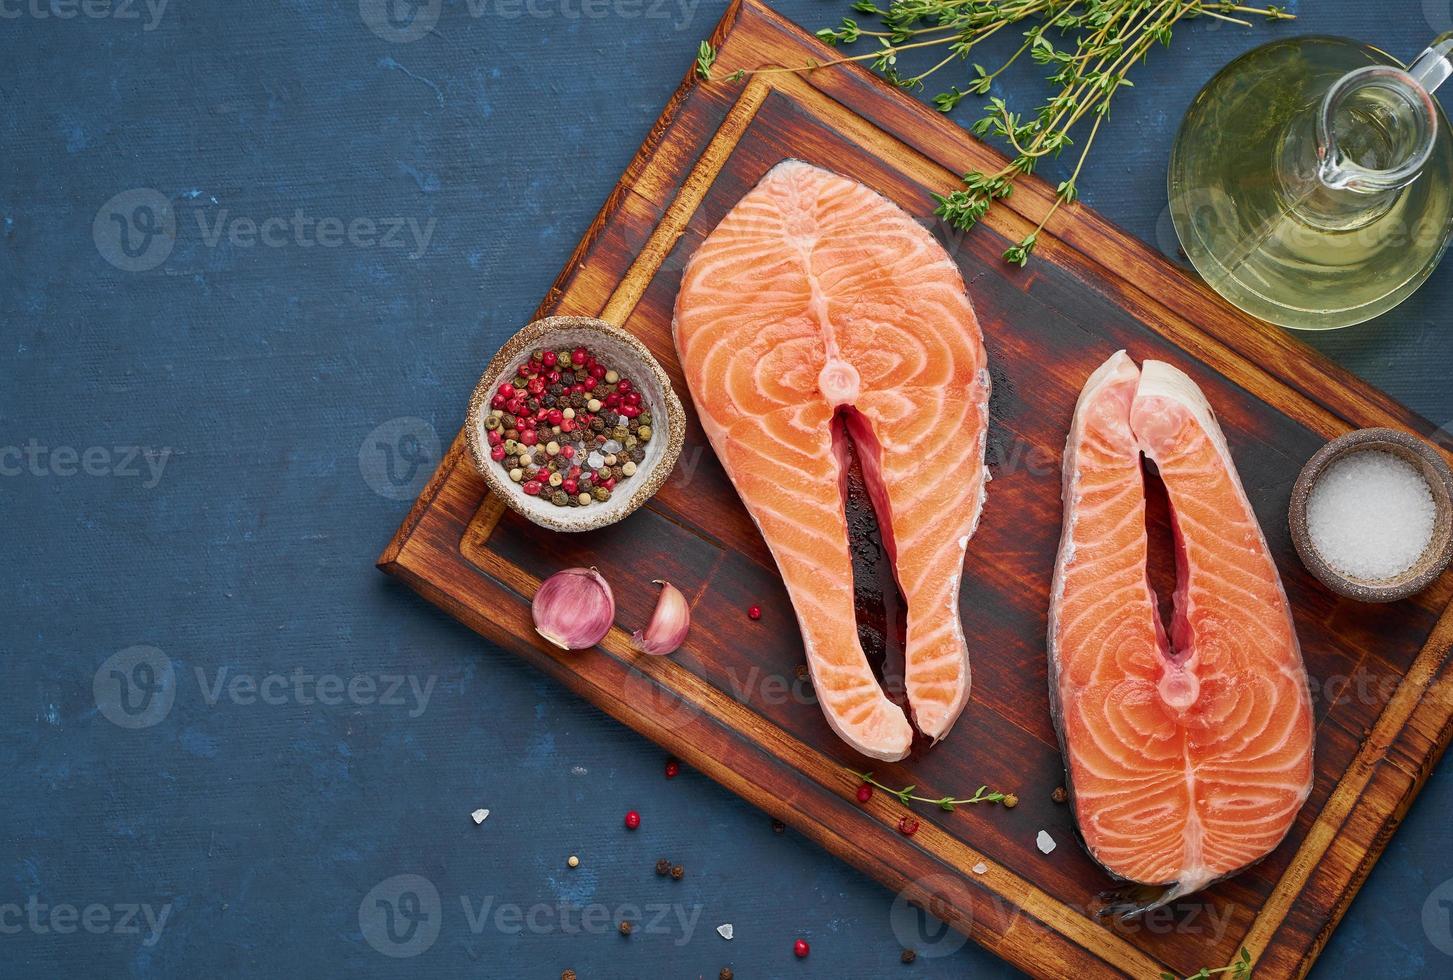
[672,161,990,761]
[1049,351,1314,912]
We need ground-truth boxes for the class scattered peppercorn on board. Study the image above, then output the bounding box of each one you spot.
[379,3,1453,977]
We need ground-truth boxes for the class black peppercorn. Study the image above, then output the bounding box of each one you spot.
[901,948,917,964]
[655,858,670,877]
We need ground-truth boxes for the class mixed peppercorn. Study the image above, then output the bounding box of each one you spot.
[484,345,652,507]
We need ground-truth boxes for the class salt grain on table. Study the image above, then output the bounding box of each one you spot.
[971,861,988,875]
[717,923,734,940]
[1036,830,1056,855]
[1306,449,1435,581]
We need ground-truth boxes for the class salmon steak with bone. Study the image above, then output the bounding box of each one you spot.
[1050,350,1314,911]
[673,160,990,761]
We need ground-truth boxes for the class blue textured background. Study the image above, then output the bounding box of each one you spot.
[3,1,1453,976]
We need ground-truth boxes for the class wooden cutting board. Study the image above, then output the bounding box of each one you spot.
[379,2,1453,976]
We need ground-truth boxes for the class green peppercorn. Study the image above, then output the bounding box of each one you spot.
[552,490,568,507]
[483,415,501,431]
[612,426,628,441]
[639,412,652,426]
[593,486,611,502]
[637,425,652,441]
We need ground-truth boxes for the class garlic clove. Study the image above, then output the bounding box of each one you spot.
[632,579,690,656]
[532,567,615,651]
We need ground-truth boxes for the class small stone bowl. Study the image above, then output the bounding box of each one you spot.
[464,315,686,533]
[1289,428,1453,603]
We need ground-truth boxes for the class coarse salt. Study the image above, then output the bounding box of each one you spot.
[717,923,734,940]
[1036,830,1056,855]
[471,808,490,825]
[971,862,988,875]
[1306,449,1436,581]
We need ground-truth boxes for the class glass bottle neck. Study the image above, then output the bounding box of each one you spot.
[1279,62,1440,230]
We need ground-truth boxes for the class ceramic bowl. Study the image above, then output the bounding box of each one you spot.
[464,315,686,533]
[1289,427,1453,602]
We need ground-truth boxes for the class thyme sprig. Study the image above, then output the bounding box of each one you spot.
[697,1,1292,265]
[853,770,1008,811]
[1162,946,1254,980]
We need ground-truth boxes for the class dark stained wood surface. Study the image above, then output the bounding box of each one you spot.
[379,3,1453,976]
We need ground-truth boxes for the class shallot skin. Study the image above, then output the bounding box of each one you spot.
[532,567,615,650]
[632,579,690,656]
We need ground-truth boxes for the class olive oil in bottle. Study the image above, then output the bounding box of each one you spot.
[1169,34,1453,330]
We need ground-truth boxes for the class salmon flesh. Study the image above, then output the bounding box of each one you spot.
[672,161,990,761]
[1050,351,1314,907]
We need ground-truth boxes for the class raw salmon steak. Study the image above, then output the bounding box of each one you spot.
[1049,351,1314,907]
[673,161,990,761]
